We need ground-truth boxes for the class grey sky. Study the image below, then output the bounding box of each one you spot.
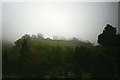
[2,2,118,44]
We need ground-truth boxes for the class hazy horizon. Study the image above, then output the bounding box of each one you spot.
[2,2,118,44]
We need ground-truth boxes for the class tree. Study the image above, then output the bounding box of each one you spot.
[22,34,31,40]
[116,34,120,48]
[50,45,63,77]
[97,24,117,47]
[64,47,74,78]
[19,39,29,78]
[91,54,118,78]
[2,50,8,77]
[72,37,78,42]
[31,34,37,40]
[116,34,120,76]
[97,24,119,78]
[14,34,31,48]
[37,33,44,40]
[73,46,92,78]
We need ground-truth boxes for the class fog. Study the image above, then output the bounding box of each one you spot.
[2,2,118,44]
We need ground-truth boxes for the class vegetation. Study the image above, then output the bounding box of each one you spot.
[2,24,120,79]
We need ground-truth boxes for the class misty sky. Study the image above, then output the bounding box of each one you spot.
[2,2,118,44]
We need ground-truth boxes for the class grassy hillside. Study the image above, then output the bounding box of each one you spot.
[32,39,93,48]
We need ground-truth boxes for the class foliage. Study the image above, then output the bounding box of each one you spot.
[2,24,120,78]
[98,24,117,47]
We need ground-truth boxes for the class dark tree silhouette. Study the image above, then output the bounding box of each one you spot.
[98,24,117,47]
[116,34,120,48]
[116,34,120,76]
[22,34,31,40]
[2,50,8,78]
[97,24,119,78]
[91,54,118,78]
[19,39,29,78]
[73,46,92,78]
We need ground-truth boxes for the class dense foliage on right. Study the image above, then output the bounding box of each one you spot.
[2,24,120,79]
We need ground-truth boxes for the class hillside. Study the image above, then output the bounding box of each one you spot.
[31,39,93,48]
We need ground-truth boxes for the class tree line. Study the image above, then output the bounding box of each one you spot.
[2,24,120,79]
